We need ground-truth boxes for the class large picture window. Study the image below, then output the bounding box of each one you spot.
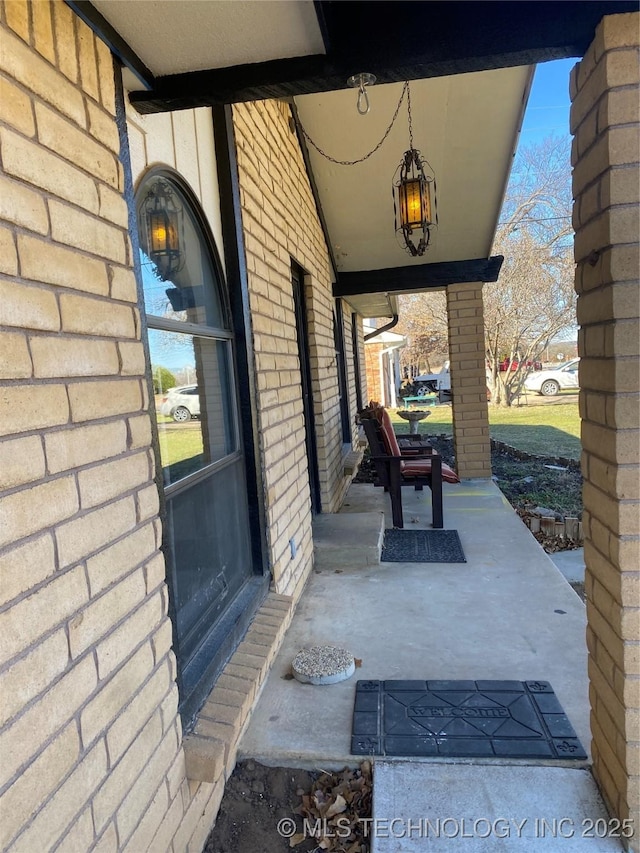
[137,170,255,723]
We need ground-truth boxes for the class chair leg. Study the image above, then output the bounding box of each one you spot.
[431,455,443,529]
[389,465,404,528]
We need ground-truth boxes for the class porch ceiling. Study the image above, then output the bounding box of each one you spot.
[293,66,532,275]
[78,0,636,318]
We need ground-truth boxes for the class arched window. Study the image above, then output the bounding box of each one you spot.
[136,170,253,723]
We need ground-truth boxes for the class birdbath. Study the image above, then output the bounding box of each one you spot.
[397,409,431,435]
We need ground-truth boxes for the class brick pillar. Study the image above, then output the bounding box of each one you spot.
[446,282,491,479]
[571,12,640,845]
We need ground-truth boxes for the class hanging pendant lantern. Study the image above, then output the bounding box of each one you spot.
[394,148,435,257]
[142,179,185,281]
[393,82,437,257]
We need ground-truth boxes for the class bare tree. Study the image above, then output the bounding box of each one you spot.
[485,135,576,406]
[396,290,448,376]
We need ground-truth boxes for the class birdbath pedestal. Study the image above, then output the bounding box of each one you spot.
[397,409,431,435]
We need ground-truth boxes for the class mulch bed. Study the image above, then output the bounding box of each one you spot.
[205,761,372,853]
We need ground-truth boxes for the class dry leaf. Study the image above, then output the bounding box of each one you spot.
[293,761,372,852]
[289,833,306,847]
[325,794,347,818]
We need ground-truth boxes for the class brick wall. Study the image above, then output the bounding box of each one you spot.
[233,99,351,592]
[364,341,384,404]
[0,5,300,850]
[570,12,640,844]
[446,283,492,479]
[0,2,182,848]
[353,313,368,405]
[340,300,359,431]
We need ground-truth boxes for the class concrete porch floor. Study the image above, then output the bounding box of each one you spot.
[240,480,590,767]
[238,481,626,850]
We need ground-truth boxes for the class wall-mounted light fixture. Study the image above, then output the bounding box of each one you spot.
[393,83,437,256]
[142,179,184,281]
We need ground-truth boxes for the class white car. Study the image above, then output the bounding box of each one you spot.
[524,359,579,396]
[159,385,200,421]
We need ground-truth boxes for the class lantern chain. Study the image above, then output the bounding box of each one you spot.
[407,82,414,150]
[298,82,409,166]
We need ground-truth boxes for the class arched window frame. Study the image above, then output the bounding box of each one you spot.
[135,167,241,497]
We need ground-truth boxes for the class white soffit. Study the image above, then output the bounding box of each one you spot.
[295,66,533,274]
[92,0,326,76]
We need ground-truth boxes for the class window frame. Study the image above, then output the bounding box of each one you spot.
[137,168,242,498]
[135,166,260,724]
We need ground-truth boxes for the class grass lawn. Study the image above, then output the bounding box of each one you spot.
[390,402,581,460]
[158,425,204,470]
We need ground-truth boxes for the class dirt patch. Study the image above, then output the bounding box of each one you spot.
[205,761,372,853]
[204,761,318,853]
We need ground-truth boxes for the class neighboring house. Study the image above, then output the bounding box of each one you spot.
[363,320,406,408]
[0,2,638,851]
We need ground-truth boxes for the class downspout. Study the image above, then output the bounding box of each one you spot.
[364,314,399,342]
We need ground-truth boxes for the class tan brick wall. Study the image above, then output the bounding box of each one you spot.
[340,300,359,431]
[0,7,311,851]
[364,341,384,404]
[571,12,640,846]
[353,313,368,405]
[0,2,183,849]
[446,283,492,478]
[232,99,353,593]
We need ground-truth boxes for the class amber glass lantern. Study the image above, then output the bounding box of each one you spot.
[142,179,184,280]
[394,148,436,256]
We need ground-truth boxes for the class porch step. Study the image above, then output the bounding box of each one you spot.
[371,763,617,852]
[312,511,384,571]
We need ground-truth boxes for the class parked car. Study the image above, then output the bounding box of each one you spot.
[413,361,451,394]
[159,385,200,421]
[524,359,580,396]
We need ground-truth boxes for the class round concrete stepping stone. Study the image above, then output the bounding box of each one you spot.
[292,646,355,685]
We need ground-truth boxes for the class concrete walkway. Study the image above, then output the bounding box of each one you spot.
[239,481,618,849]
[372,763,622,852]
[549,548,585,584]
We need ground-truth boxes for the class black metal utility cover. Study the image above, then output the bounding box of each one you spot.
[351,680,586,760]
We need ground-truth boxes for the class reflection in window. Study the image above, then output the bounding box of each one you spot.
[149,329,237,486]
[138,176,224,329]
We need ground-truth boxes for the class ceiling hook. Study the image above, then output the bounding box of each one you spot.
[347,72,376,116]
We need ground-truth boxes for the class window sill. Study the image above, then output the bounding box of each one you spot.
[343,448,363,477]
[183,591,294,782]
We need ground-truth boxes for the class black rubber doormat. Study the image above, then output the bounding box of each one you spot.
[381,529,466,563]
[351,680,587,759]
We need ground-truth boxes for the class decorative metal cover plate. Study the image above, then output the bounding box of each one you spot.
[351,680,586,759]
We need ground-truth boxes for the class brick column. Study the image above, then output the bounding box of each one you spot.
[446,282,491,479]
[571,12,640,844]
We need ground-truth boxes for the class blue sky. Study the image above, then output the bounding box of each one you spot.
[520,58,575,144]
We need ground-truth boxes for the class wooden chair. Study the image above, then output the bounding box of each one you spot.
[359,404,459,529]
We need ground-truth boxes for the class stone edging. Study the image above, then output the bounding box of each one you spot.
[489,438,581,471]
